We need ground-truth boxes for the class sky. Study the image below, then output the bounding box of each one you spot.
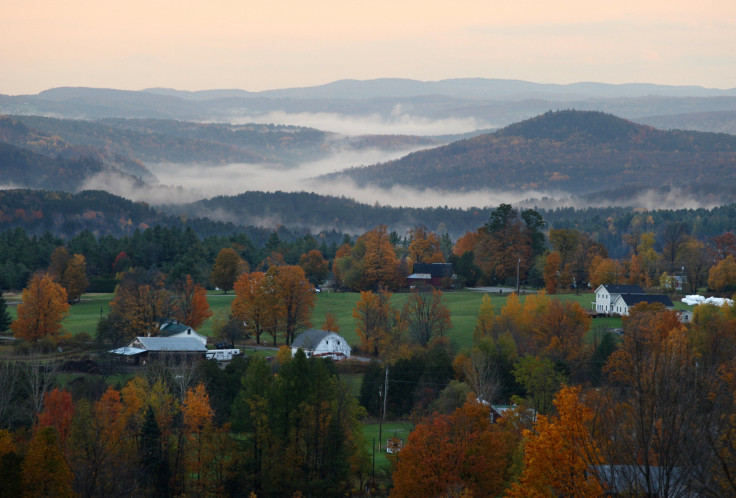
[2,0,735,95]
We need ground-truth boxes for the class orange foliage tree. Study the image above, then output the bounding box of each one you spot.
[544,251,561,294]
[533,300,591,376]
[508,386,603,497]
[12,272,70,342]
[353,288,398,356]
[174,275,213,329]
[321,311,340,332]
[37,388,74,448]
[391,397,516,497]
[231,271,275,345]
[299,249,329,287]
[269,265,315,345]
[408,226,445,263]
[453,230,480,257]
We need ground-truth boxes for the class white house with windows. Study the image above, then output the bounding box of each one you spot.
[593,285,645,313]
[609,293,674,316]
[291,329,351,360]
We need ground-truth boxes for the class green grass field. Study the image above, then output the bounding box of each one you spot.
[3,288,696,352]
[362,420,415,471]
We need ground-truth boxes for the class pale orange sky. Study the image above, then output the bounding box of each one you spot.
[1,0,735,94]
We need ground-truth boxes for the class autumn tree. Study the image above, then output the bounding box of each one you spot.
[231,271,276,345]
[402,289,451,347]
[544,251,561,294]
[109,269,174,339]
[709,255,736,292]
[712,232,736,261]
[48,247,88,303]
[334,225,400,291]
[408,225,445,263]
[12,272,70,342]
[473,294,495,343]
[588,255,623,288]
[182,383,230,496]
[513,355,565,415]
[299,249,329,287]
[321,311,339,332]
[661,221,690,273]
[269,265,315,345]
[596,303,712,496]
[173,274,213,329]
[63,254,88,303]
[533,300,591,377]
[211,248,246,293]
[353,288,399,356]
[475,204,533,283]
[508,386,603,497]
[391,397,516,497]
[22,427,74,497]
[37,388,74,449]
[452,230,480,257]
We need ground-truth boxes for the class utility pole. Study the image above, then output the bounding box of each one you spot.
[378,365,389,452]
[516,257,521,294]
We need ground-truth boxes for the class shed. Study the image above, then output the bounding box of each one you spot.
[407,263,454,288]
[291,329,351,360]
[109,336,208,365]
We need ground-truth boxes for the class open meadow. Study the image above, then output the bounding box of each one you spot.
[3,288,696,352]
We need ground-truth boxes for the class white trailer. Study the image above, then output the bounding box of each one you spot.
[206,349,241,362]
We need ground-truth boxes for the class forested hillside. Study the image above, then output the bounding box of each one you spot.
[325,110,736,196]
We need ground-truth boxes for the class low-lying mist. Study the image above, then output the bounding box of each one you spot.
[222,108,492,136]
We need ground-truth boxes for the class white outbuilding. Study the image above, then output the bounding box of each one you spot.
[291,329,351,360]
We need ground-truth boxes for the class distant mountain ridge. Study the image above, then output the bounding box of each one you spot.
[3,79,736,135]
[322,110,736,195]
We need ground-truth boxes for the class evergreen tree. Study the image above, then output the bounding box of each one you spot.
[0,291,11,333]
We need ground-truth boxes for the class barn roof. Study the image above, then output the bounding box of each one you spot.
[291,329,335,350]
[134,336,207,352]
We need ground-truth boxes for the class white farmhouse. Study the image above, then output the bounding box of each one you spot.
[609,293,674,316]
[291,329,351,360]
[592,284,645,313]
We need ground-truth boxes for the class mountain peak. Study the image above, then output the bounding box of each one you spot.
[495,110,647,143]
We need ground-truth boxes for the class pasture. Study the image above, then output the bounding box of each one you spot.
[3,288,696,352]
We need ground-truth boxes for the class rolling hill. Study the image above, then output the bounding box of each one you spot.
[321,110,736,197]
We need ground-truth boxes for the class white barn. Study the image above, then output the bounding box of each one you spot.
[291,329,351,360]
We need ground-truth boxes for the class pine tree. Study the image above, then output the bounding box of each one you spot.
[0,292,11,333]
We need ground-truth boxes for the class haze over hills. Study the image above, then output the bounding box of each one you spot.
[3,78,736,135]
[323,110,736,203]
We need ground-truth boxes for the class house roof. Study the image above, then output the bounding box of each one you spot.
[159,319,194,336]
[134,336,207,352]
[616,293,674,308]
[599,284,645,294]
[412,263,453,278]
[407,273,432,279]
[291,329,343,350]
